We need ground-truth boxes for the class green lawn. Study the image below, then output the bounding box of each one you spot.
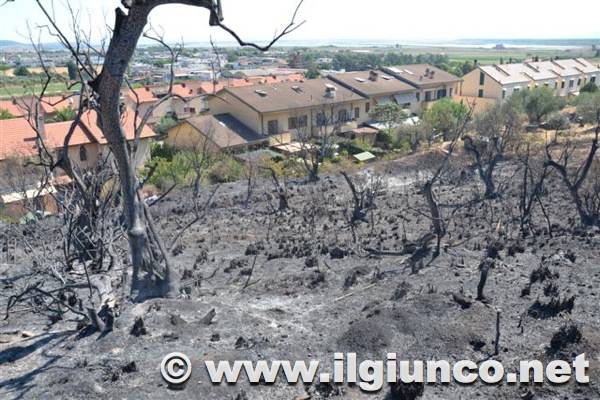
[0,81,81,99]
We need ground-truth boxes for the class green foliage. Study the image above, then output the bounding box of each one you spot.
[511,87,565,124]
[66,61,78,80]
[154,116,179,137]
[545,112,570,131]
[581,81,598,93]
[207,155,244,184]
[330,51,450,72]
[0,108,14,120]
[49,107,76,122]
[375,130,393,149]
[350,137,373,154]
[13,66,31,76]
[150,142,177,161]
[369,103,407,131]
[423,98,469,139]
[575,92,600,124]
[305,67,320,79]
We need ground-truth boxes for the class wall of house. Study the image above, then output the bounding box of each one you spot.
[261,99,369,139]
[96,138,153,171]
[164,122,220,153]
[207,91,263,134]
[416,82,461,112]
[69,143,102,170]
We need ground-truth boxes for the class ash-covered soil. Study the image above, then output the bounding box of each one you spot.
[1,152,600,399]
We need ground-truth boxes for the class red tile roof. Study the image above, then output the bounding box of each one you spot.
[0,107,155,160]
[0,95,79,119]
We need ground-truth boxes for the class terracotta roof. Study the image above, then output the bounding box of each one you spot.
[0,118,39,159]
[0,95,78,119]
[0,107,155,160]
[223,78,366,114]
[328,70,416,97]
[77,108,156,144]
[383,64,462,88]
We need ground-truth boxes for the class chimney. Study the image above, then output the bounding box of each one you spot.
[369,70,379,81]
[325,84,337,98]
[35,100,46,140]
[430,70,435,79]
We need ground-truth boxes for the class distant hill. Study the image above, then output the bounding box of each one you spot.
[0,40,26,48]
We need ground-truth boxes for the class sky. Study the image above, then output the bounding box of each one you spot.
[0,0,599,45]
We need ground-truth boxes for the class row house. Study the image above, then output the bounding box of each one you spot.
[462,58,600,102]
[327,70,417,114]
[382,64,463,112]
[207,78,370,142]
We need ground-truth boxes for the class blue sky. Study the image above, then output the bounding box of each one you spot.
[0,0,599,44]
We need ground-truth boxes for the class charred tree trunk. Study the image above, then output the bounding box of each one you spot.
[421,180,445,256]
[92,4,180,299]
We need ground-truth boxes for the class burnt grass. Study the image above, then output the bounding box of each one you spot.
[2,151,600,399]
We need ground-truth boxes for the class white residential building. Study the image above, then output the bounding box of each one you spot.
[462,58,600,102]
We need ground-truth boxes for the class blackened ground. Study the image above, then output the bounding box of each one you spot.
[1,151,600,399]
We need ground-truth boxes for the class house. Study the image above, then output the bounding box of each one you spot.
[462,58,600,102]
[165,114,267,153]
[327,70,418,114]
[382,64,462,111]
[125,82,208,125]
[207,78,369,141]
[0,107,155,171]
[0,108,155,217]
[0,94,79,120]
[530,58,599,96]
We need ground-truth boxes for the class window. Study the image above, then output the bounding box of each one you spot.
[502,89,506,99]
[577,78,582,86]
[554,82,558,89]
[592,76,597,83]
[267,120,278,135]
[478,89,484,98]
[298,115,308,128]
[425,91,432,102]
[437,89,447,99]
[416,92,421,102]
[561,81,566,89]
[184,106,196,114]
[449,88,453,97]
[79,146,87,162]
[288,117,298,130]
[479,72,485,85]
[544,83,549,87]
[354,107,360,119]
[514,87,520,93]
[338,109,349,123]
[316,112,327,127]
[569,80,574,88]
[365,102,370,114]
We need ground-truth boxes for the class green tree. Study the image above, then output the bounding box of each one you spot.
[576,92,600,124]
[13,65,31,76]
[423,98,469,140]
[154,116,179,137]
[66,61,78,80]
[305,67,320,79]
[513,87,564,124]
[369,103,407,148]
[50,107,76,122]
[0,108,14,120]
[581,81,598,93]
